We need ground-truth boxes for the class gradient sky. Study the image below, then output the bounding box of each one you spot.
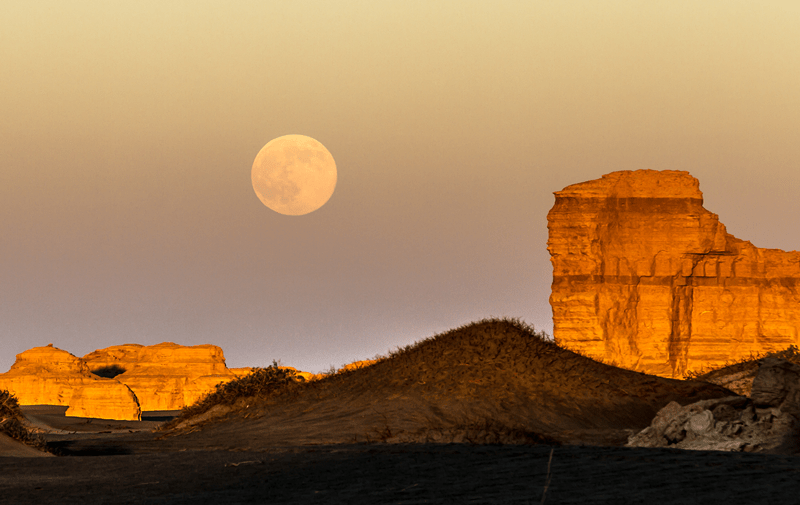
[2,1,799,374]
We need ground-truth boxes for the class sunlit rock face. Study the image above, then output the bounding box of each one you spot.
[0,345,141,420]
[0,345,90,406]
[81,344,143,378]
[66,381,141,421]
[339,359,377,373]
[548,170,800,378]
[83,343,238,411]
[229,367,255,378]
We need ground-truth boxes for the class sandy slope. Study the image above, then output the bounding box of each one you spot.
[0,432,52,457]
[158,320,734,450]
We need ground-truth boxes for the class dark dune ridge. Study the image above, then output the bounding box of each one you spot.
[158,318,734,449]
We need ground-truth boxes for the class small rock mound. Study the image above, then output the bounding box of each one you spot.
[627,358,800,453]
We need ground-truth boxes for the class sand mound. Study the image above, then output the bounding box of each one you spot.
[0,432,53,458]
[161,319,733,448]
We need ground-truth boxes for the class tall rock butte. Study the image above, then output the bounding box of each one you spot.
[548,170,800,378]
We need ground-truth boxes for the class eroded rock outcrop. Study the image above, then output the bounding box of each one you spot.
[548,170,800,378]
[83,343,238,411]
[230,367,255,378]
[690,346,800,396]
[0,345,141,421]
[66,381,141,421]
[627,358,800,453]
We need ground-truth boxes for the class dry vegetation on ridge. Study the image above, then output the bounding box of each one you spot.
[683,344,800,396]
[685,344,800,380]
[161,318,733,447]
[0,389,46,450]
[170,363,303,424]
[169,317,555,425]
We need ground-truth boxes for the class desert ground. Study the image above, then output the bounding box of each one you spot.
[3,320,800,503]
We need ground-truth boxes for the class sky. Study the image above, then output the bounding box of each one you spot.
[2,1,799,374]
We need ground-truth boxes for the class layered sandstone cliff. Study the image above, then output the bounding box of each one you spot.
[548,170,800,378]
[0,345,141,420]
[83,343,238,411]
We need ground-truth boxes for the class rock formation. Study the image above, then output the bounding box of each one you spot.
[339,359,377,373]
[0,345,141,421]
[83,343,239,411]
[230,367,255,378]
[750,357,800,418]
[689,346,800,396]
[274,366,315,382]
[548,170,800,378]
[65,381,141,421]
[627,358,800,453]
[3,342,326,415]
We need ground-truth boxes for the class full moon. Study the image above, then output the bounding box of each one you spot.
[251,135,337,216]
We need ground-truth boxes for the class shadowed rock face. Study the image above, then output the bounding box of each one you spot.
[750,358,800,418]
[548,170,800,378]
[0,345,141,421]
[628,358,800,453]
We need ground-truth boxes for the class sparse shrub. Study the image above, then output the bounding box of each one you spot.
[164,361,302,427]
[775,344,800,363]
[380,316,551,362]
[684,344,800,381]
[0,389,46,450]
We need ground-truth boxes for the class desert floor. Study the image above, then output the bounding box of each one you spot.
[4,322,800,503]
[2,407,799,504]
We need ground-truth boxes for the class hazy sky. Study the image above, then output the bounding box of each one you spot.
[2,1,799,374]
